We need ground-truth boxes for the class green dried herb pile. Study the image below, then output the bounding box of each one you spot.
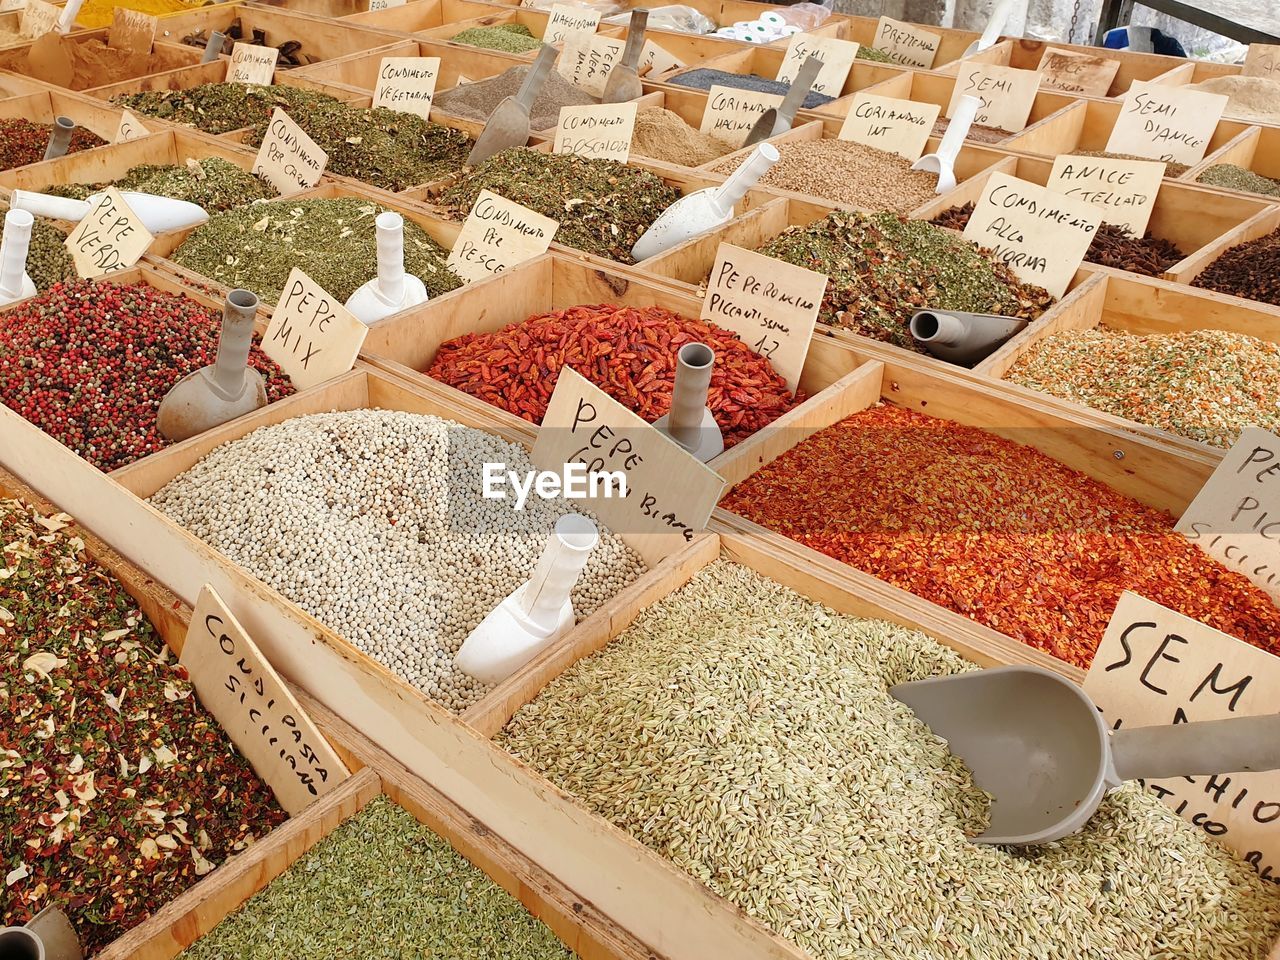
[114,83,339,135]
[46,157,274,212]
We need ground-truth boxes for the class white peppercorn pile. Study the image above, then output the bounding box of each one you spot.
[149,410,645,712]
[499,561,1280,960]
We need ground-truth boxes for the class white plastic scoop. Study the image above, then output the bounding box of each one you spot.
[892,664,1280,846]
[601,8,649,104]
[55,0,86,33]
[0,210,38,307]
[911,94,980,194]
[156,290,267,442]
[454,514,599,685]
[653,342,723,461]
[631,142,779,260]
[344,212,429,325]
[963,0,1016,56]
[11,189,209,233]
[742,53,824,147]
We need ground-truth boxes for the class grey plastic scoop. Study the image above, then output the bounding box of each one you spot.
[42,117,75,161]
[602,8,648,104]
[909,308,1026,367]
[201,30,226,63]
[0,905,83,960]
[892,664,1280,846]
[157,289,267,443]
[742,53,823,147]
[467,43,557,167]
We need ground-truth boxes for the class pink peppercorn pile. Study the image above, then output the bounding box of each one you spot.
[0,280,294,471]
[426,304,799,447]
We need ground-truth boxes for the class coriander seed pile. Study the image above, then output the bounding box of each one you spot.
[500,560,1280,960]
[149,411,646,712]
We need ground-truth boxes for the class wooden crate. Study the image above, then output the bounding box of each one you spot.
[974,270,1280,456]
[968,38,1187,98]
[356,251,882,486]
[0,28,204,94]
[1184,125,1280,200]
[911,151,1278,283]
[340,0,509,30]
[0,87,124,151]
[415,7,568,58]
[287,35,522,97]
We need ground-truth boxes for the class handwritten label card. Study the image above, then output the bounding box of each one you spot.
[1175,427,1280,603]
[108,8,157,54]
[1084,591,1280,881]
[1046,155,1165,235]
[64,188,154,279]
[700,85,783,149]
[775,34,860,98]
[642,39,684,77]
[114,108,149,144]
[1037,47,1121,97]
[532,368,725,567]
[949,62,1040,133]
[182,585,349,816]
[0,0,27,13]
[701,243,823,394]
[252,108,327,194]
[1244,44,1280,79]
[545,3,600,43]
[446,189,558,283]
[262,269,368,389]
[227,42,278,85]
[368,0,405,10]
[560,32,623,98]
[871,16,940,68]
[962,171,1100,298]
[372,56,440,120]
[18,0,58,38]
[553,102,636,161]
[838,92,940,161]
[1106,82,1229,166]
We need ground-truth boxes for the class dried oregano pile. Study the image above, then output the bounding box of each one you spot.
[754,211,1053,350]
[114,83,340,135]
[439,148,680,263]
[45,158,275,213]
[170,197,463,303]
[149,411,645,712]
[1198,163,1280,198]
[0,498,286,952]
[181,796,573,960]
[499,560,1280,960]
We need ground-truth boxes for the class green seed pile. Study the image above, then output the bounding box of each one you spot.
[499,560,1280,960]
[754,211,1054,350]
[170,197,463,304]
[45,157,274,212]
[856,44,896,62]
[451,23,542,53]
[1006,326,1280,448]
[0,202,73,293]
[180,796,574,960]
[439,148,680,263]
[243,101,472,192]
[1198,163,1280,199]
[114,83,341,135]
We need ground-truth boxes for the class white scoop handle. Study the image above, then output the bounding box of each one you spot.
[56,0,85,33]
[710,142,779,216]
[939,95,979,167]
[519,514,598,629]
[0,210,34,300]
[11,189,208,232]
[974,0,1015,52]
[375,211,406,306]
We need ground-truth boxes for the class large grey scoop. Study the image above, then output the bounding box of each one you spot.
[892,665,1280,846]
[467,43,557,167]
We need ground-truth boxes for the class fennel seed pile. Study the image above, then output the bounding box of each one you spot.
[499,561,1280,960]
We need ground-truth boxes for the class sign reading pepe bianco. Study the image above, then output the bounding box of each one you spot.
[253,108,327,194]
[775,34,860,98]
[871,16,940,68]
[553,102,636,161]
[532,368,725,567]
[1106,82,1229,166]
[1084,591,1280,881]
[962,171,1100,298]
[838,92,939,161]
[701,243,824,394]
[700,85,783,149]
[1175,427,1280,604]
[64,188,154,279]
[1046,154,1165,235]
[372,56,440,120]
[182,585,349,816]
[948,61,1040,133]
[446,189,558,283]
[262,268,368,390]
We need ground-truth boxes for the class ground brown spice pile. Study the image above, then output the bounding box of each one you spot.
[631,107,736,166]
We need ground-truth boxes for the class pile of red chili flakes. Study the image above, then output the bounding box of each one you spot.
[426,304,798,447]
[0,498,286,952]
[720,404,1280,669]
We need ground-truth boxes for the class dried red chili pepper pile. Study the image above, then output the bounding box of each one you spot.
[426,304,798,446]
[0,281,294,472]
[0,119,105,172]
[720,404,1280,668]
[0,497,287,952]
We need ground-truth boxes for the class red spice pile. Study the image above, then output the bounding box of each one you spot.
[0,119,105,172]
[426,304,798,446]
[0,281,294,471]
[0,498,287,951]
[720,404,1280,668]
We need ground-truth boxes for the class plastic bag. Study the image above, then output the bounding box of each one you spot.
[603,4,716,34]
